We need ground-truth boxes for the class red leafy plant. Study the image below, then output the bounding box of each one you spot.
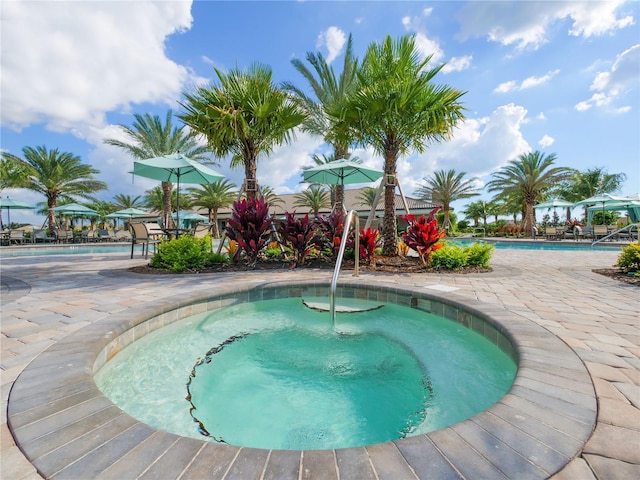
[225,197,272,265]
[315,210,348,258]
[277,212,318,265]
[359,228,380,265]
[400,207,446,266]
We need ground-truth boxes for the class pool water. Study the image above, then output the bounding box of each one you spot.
[95,298,516,450]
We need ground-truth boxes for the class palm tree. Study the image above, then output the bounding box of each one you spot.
[461,200,490,227]
[188,179,237,237]
[0,156,31,189]
[555,166,627,219]
[415,169,479,231]
[179,63,305,201]
[1,146,106,231]
[356,186,379,209]
[335,34,466,255]
[112,194,145,209]
[143,186,165,214]
[103,110,212,228]
[256,185,285,214]
[285,35,359,210]
[486,151,574,237]
[293,185,331,217]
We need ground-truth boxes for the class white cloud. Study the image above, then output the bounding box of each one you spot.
[456,1,634,51]
[538,135,555,147]
[576,44,639,112]
[413,33,445,64]
[315,26,346,64]
[495,70,560,93]
[1,0,203,132]
[397,104,531,197]
[536,112,546,120]
[441,55,473,73]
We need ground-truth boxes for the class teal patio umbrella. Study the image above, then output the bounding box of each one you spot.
[0,197,34,229]
[172,210,208,229]
[131,154,224,228]
[587,199,640,223]
[302,159,383,211]
[534,198,574,221]
[105,208,149,219]
[574,193,628,225]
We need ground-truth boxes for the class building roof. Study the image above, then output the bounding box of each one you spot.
[201,186,440,219]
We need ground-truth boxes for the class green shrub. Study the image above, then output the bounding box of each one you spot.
[615,244,640,273]
[208,252,228,264]
[430,243,467,270]
[465,242,495,268]
[150,235,214,272]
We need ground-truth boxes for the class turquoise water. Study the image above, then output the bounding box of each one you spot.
[452,239,621,251]
[95,298,516,450]
[0,244,132,257]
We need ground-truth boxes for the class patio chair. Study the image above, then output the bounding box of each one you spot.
[9,229,25,245]
[81,229,97,243]
[544,226,558,240]
[56,229,73,244]
[32,229,55,243]
[114,229,132,242]
[593,225,609,241]
[97,229,117,242]
[129,222,166,259]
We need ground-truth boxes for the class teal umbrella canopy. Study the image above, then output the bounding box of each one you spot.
[105,208,149,219]
[50,203,99,216]
[587,199,640,223]
[0,198,34,227]
[131,154,224,227]
[574,193,629,225]
[302,159,383,186]
[172,210,208,228]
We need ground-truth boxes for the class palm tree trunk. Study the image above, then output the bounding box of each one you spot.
[381,147,399,256]
[162,181,174,228]
[212,210,220,238]
[335,185,345,212]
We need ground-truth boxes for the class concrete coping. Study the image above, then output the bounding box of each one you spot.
[8,280,597,480]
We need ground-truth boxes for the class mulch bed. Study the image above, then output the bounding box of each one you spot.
[129,255,491,275]
[592,268,640,286]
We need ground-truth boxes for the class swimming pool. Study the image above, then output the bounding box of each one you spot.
[0,243,133,257]
[452,238,623,251]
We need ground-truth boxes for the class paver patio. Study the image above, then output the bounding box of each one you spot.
[1,245,638,479]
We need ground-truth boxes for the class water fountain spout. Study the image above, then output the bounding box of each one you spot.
[330,210,359,326]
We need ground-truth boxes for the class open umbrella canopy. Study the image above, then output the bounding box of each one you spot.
[172,210,208,229]
[0,198,35,228]
[587,199,640,223]
[302,159,383,186]
[574,193,629,225]
[105,208,149,219]
[131,154,224,227]
[49,203,99,216]
[534,198,574,209]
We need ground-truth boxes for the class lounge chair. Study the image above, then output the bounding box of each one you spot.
[81,229,98,243]
[192,223,214,239]
[129,222,167,259]
[56,229,74,244]
[114,230,132,242]
[593,225,609,241]
[97,229,117,242]
[32,229,55,243]
[9,230,25,244]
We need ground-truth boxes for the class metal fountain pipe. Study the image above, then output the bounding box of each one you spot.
[330,210,359,327]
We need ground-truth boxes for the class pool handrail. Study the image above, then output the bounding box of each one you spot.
[591,222,639,247]
[330,210,359,326]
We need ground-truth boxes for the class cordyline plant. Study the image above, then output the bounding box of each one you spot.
[315,210,348,258]
[225,196,272,265]
[400,207,446,266]
[277,212,318,265]
[359,227,381,265]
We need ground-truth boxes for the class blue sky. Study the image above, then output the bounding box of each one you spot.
[1,0,639,226]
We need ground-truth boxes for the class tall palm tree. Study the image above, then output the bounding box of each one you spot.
[285,35,359,210]
[187,179,237,237]
[256,185,285,214]
[554,166,627,219]
[415,169,479,231]
[103,110,212,228]
[112,194,145,209]
[179,63,305,201]
[335,34,466,255]
[0,156,30,189]
[142,186,165,214]
[293,185,330,217]
[487,151,574,237]
[1,146,106,231]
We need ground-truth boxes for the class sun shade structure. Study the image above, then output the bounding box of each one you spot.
[574,193,629,225]
[105,208,150,219]
[49,203,99,216]
[0,198,34,228]
[302,159,383,186]
[131,154,224,228]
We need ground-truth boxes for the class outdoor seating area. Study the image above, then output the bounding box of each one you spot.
[541,224,638,243]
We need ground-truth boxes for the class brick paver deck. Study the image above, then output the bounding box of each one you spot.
[1,244,638,479]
